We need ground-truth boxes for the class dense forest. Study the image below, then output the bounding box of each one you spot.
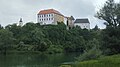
[0,22,100,54]
[0,0,120,62]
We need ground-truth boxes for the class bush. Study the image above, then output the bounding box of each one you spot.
[77,47,102,61]
[47,45,63,54]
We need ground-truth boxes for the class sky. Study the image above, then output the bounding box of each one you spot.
[0,0,118,29]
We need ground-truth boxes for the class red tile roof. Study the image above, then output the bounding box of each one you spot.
[38,9,64,16]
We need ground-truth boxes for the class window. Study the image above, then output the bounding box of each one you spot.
[49,18,50,20]
[51,18,53,20]
[51,14,53,17]
[49,14,51,17]
[44,14,46,17]
[47,14,49,17]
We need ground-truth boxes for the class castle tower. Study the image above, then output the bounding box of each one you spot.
[67,16,75,29]
[18,18,23,26]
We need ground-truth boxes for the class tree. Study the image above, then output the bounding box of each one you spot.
[101,27,120,55]
[85,38,100,51]
[96,0,120,27]
[5,24,23,45]
[64,28,86,52]
[77,47,102,61]
[93,25,99,31]
[19,22,39,45]
[31,28,45,45]
[96,0,120,55]
[0,29,14,55]
[77,38,102,61]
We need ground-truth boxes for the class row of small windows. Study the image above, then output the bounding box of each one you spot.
[39,18,53,21]
[76,25,89,28]
[38,14,53,18]
[83,26,89,28]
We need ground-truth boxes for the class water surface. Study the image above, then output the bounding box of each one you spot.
[0,53,80,67]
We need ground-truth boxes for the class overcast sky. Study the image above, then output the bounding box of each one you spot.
[0,0,119,29]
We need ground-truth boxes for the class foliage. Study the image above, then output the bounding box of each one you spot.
[92,25,99,31]
[0,22,103,56]
[96,0,120,55]
[77,39,102,61]
[75,54,120,67]
[95,0,120,27]
[101,26,120,55]
[2,0,120,58]
[47,45,63,54]
[0,29,14,54]
[77,47,102,61]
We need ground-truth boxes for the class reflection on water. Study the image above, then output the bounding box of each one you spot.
[0,53,80,67]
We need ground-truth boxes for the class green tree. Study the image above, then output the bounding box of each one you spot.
[96,0,120,55]
[5,24,22,44]
[0,29,14,55]
[31,28,45,45]
[96,0,120,27]
[101,27,120,55]
[93,25,99,31]
[77,38,102,61]
[19,22,39,45]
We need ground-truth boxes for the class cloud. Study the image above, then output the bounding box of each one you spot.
[0,0,107,29]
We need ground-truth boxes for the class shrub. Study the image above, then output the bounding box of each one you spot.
[47,45,63,54]
[77,47,102,61]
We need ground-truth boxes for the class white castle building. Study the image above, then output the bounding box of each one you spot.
[74,19,90,29]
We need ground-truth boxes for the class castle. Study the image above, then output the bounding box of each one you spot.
[37,9,90,29]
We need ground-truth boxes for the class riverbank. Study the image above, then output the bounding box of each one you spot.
[73,54,120,67]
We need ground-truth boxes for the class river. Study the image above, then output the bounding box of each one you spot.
[0,52,80,67]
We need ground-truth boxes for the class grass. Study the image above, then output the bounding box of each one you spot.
[74,54,120,67]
